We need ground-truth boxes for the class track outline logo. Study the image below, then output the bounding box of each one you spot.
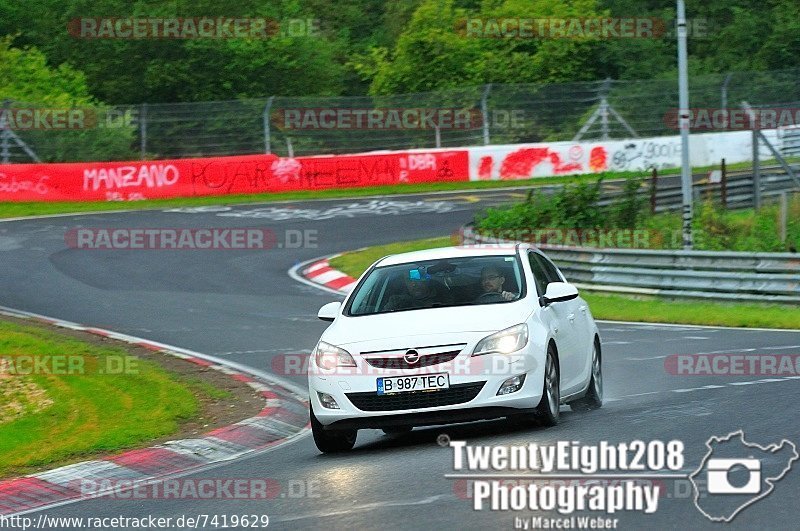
[689,430,798,522]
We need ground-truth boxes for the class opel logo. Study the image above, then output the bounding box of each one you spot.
[404,349,420,365]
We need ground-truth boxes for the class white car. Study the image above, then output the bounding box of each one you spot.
[308,244,602,453]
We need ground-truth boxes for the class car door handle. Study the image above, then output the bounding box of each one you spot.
[580,305,587,313]
[568,313,576,322]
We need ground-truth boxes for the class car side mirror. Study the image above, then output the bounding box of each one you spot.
[539,282,578,307]
[317,301,342,322]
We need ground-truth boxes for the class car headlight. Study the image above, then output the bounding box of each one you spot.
[472,324,528,357]
[314,341,356,369]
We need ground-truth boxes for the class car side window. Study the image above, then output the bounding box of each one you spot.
[527,252,548,296]
[534,253,563,285]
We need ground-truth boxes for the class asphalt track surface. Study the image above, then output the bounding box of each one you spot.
[2,189,800,530]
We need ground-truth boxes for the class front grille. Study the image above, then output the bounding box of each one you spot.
[346,382,485,412]
[364,350,461,370]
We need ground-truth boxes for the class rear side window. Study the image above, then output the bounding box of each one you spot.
[533,253,563,285]
[527,252,548,296]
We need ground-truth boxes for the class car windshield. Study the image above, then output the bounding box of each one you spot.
[345,255,525,316]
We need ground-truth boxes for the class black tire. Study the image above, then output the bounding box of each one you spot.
[534,346,560,426]
[310,405,357,453]
[570,339,603,412]
[382,426,413,435]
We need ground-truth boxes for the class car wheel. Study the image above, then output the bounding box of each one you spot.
[310,405,357,453]
[570,339,603,412]
[382,426,413,435]
[534,346,560,426]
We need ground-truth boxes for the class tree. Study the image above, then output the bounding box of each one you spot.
[0,38,134,161]
[363,0,608,95]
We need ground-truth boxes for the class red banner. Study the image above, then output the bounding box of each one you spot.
[0,150,468,202]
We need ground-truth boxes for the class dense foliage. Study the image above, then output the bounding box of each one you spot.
[475,179,800,252]
[1,0,799,105]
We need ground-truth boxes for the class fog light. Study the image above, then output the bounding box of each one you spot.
[318,392,340,409]
[497,374,526,396]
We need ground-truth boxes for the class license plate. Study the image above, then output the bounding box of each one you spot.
[377,373,450,395]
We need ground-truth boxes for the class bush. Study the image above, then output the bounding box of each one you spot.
[610,177,644,228]
[475,178,800,252]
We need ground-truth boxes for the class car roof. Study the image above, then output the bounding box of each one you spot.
[377,245,525,267]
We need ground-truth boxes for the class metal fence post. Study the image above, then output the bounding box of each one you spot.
[743,101,762,210]
[263,96,274,154]
[139,103,147,160]
[720,73,732,128]
[720,158,727,209]
[650,167,658,215]
[600,78,612,140]
[434,124,441,149]
[752,127,761,210]
[677,0,693,249]
[600,98,610,140]
[779,192,788,243]
[481,84,492,145]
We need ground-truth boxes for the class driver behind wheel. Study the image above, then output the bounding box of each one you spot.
[478,266,516,301]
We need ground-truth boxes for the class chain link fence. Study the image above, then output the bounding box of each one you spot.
[3,68,800,163]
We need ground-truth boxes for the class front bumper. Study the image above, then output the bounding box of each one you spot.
[309,345,544,429]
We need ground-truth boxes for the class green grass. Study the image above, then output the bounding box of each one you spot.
[328,237,800,330]
[331,236,455,276]
[0,320,215,477]
[182,377,233,401]
[580,292,800,329]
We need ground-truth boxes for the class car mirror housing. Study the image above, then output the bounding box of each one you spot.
[317,301,342,322]
[539,282,579,307]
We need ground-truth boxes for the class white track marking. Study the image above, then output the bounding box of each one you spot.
[277,494,450,523]
[623,355,668,361]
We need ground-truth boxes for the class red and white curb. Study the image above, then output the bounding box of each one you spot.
[289,254,356,296]
[0,305,310,516]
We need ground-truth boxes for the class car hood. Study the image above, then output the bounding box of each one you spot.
[323,302,532,347]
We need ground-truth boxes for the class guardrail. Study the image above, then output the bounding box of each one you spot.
[602,168,800,212]
[513,164,800,213]
[461,227,800,304]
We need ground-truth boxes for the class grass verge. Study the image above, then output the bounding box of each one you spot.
[328,237,800,330]
[0,319,217,477]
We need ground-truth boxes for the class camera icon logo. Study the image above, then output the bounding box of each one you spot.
[690,430,798,522]
[706,458,761,494]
